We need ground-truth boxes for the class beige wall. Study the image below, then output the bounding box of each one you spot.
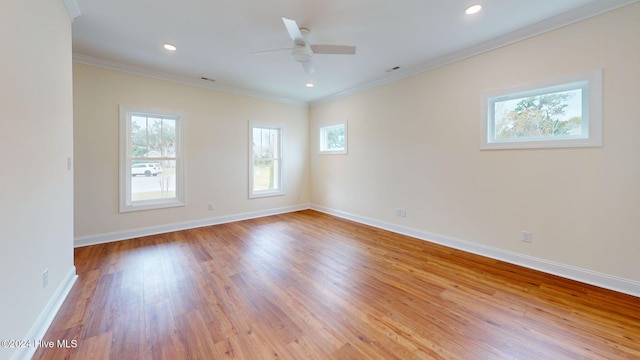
[0,0,75,358]
[73,64,309,238]
[310,4,640,283]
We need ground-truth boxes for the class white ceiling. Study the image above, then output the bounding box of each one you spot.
[71,0,636,106]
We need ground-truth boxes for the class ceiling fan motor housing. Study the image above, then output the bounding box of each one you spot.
[292,46,313,62]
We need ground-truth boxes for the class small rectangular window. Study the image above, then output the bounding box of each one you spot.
[481,69,602,149]
[250,123,283,198]
[119,106,184,212]
[319,121,347,154]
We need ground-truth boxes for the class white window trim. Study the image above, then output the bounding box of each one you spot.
[119,105,185,212]
[480,69,602,150]
[249,121,284,198]
[319,120,348,155]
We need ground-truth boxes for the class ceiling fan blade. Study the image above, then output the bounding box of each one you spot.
[311,44,356,55]
[282,17,305,46]
[302,59,315,74]
[250,47,292,55]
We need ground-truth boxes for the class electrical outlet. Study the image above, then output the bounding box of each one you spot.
[521,231,532,243]
[395,208,407,217]
[208,203,215,211]
[43,268,49,288]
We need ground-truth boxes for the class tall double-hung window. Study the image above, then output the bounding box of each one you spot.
[119,106,184,212]
[250,123,283,198]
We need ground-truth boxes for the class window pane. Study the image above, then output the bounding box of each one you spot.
[131,116,148,157]
[146,117,162,158]
[271,129,279,158]
[321,124,345,151]
[131,160,175,201]
[493,89,583,141]
[253,127,278,160]
[161,118,176,158]
[253,159,275,191]
[253,128,264,158]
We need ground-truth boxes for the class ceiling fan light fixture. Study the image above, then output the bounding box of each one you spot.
[163,43,177,51]
[465,4,482,15]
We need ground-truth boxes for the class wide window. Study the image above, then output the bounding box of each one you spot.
[481,69,602,149]
[319,122,347,154]
[250,123,283,198]
[119,106,184,212]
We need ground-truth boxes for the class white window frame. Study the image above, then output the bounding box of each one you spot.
[319,121,348,155]
[249,122,284,198]
[481,69,602,150]
[119,106,185,212]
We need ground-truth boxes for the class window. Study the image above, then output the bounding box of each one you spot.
[481,69,602,149]
[250,123,283,198]
[119,106,184,212]
[319,121,347,154]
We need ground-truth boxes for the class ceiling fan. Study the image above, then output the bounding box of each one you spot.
[258,17,356,74]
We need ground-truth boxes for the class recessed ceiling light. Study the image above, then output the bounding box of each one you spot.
[163,43,177,51]
[465,4,482,15]
[306,83,314,88]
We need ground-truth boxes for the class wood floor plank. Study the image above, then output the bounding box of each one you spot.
[285,335,331,360]
[73,332,112,360]
[110,301,147,360]
[144,299,187,360]
[33,210,640,359]
[81,271,122,339]
[174,309,218,359]
[281,286,348,354]
[211,336,242,359]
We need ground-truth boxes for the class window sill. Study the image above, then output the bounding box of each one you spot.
[249,190,285,199]
[119,199,185,213]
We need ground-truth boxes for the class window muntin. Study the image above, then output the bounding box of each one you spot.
[120,107,184,212]
[481,70,602,149]
[319,122,347,154]
[250,124,283,198]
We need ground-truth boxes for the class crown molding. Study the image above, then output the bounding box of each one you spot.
[63,0,81,20]
[309,0,639,107]
[72,54,309,108]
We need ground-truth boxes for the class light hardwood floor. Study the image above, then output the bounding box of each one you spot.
[33,210,640,359]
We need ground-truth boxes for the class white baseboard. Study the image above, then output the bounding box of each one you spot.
[11,266,78,360]
[311,204,640,298]
[74,204,310,247]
